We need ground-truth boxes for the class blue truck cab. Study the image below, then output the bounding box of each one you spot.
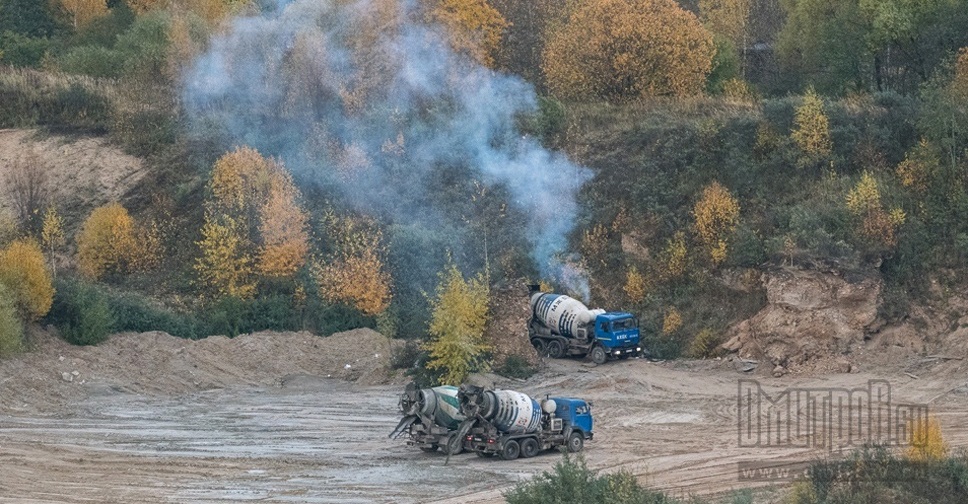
[551,397,594,443]
[594,312,641,358]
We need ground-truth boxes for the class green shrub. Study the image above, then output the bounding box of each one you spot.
[390,339,423,370]
[504,454,677,504]
[109,291,200,339]
[801,446,968,504]
[48,279,115,346]
[496,354,537,380]
[0,283,24,356]
[0,31,50,67]
[58,45,123,79]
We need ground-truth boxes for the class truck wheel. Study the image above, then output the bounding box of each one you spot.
[500,440,521,460]
[520,438,540,458]
[443,433,463,455]
[590,346,607,365]
[547,340,565,359]
[531,338,547,356]
[567,431,584,453]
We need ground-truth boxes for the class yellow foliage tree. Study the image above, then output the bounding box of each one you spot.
[791,88,832,162]
[543,0,714,102]
[194,213,256,300]
[662,307,682,335]
[313,249,392,316]
[896,139,939,193]
[60,0,109,28]
[257,171,309,278]
[77,203,135,280]
[210,146,275,218]
[41,206,65,279]
[313,212,392,315]
[0,238,54,321]
[203,146,311,287]
[693,181,740,265]
[846,172,905,248]
[623,265,648,303]
[907,415,948,461]
[424,264,491,385]
[429,0,509,68]
[699,0,751,54]
[846,171,882,214]
[661,231,688,279]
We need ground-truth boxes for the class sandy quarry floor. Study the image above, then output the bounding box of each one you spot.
[1,328,967,504]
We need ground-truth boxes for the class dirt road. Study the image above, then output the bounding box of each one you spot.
[2,343,967,504]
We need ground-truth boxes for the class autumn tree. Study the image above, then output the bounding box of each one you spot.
[77,203,135,280]
[543,0,715,102]
[693,182,740,265]
[257,170,309,278]
[60,0,109,29]
[424,264,491,386]
[623,265,648,303]
[209,146,275,219]
[194,213,256,300]
[0,238,54,321]
[660,231,688,279]
[907,415,948,462]
[662,307,682,335]
[201,146,310,291]
[41,206,65,279]
[700,0,752,62]
[428,0,509,68]
[312,212,392,316]
[846,171,905,248]
[790,88,832,164]
[896,139,939,193]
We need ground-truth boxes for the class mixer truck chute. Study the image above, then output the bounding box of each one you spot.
[454,384,593,460]
[528,288,642,364]
[389,383,465,455]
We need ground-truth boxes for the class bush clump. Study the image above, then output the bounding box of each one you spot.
[0,283,24,356]
[48,278,115,346]
[504,453,677,504]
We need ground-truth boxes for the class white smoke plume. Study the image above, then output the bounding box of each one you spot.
[182,0,591,289]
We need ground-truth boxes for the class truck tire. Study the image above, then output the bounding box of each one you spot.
[443,433,463,455]
[547,340,565,359]
[531,338,547,356]
[500,440,521,460]
[590,345,607,365]
[567,431,584,453]
[520,437,540,458]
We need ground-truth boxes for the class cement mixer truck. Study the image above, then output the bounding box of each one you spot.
[453,385,593,460]
[529,288,642,364]
[389,383,465,455]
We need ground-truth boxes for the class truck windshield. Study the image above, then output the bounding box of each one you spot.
[612,318,638,330]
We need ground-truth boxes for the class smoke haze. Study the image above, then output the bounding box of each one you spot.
[182,0,591,296]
